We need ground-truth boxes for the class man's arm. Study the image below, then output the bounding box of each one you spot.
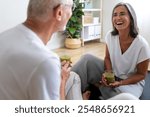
[60,61,71,100]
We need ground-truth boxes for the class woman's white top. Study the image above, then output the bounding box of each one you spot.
[105,31,150,97]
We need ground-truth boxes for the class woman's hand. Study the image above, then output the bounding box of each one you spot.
[100,74,122,88]
[109,81,122,88]
[100,74,110,87]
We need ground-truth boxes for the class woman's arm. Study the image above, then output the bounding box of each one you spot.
[101,45,113,86]
[104,45,112,71]
[110,59,149,87]
[120,59,149,85]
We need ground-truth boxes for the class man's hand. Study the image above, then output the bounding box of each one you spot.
[61,61,71,83]
[60,60,71,100]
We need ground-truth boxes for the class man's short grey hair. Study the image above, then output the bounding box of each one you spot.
[27,0,72,21]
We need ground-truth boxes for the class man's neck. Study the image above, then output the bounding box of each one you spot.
[23,18,54,45]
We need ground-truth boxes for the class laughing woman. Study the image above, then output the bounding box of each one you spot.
[71,2,150,99]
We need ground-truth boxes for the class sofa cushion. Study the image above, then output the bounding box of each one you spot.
[140,72,150,100]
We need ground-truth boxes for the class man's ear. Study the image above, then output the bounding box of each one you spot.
[53,4,63,21]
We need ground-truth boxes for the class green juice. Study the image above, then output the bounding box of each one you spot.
[103,72,115,84]
[60,55,71,62]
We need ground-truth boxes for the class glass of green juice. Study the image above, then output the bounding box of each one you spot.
[103,70,115,84]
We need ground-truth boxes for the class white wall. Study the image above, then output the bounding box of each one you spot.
[47,32,65,50]
[0,0,29,33]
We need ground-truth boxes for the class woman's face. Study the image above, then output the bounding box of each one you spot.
[112,5,130,31]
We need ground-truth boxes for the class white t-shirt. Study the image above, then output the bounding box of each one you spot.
[0,24,61,100]
[105,31,150,97]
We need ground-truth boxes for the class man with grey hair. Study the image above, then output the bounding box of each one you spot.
[0,0,74,100]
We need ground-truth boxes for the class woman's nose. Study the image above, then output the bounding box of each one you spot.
[116,15,121,19]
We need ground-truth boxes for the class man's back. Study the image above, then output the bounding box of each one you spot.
[0,24,61,100]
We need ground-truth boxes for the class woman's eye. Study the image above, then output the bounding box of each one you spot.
[113,13,117,17]
[120,12,126,16]
[113,12,126,17]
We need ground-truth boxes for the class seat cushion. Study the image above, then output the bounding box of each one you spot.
[140,72,150,100]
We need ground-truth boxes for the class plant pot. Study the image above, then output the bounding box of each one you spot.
[65,38,81,49]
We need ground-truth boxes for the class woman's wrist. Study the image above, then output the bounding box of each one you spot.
[119,80,123,86]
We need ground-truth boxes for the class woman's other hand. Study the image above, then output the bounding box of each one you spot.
[109,81,122,88]
[100,74,110,87]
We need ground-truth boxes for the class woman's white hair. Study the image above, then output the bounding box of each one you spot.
[27,0,72,21]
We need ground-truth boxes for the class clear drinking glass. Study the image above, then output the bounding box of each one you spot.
[103,70,115,84]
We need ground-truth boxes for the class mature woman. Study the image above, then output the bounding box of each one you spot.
[71,2,150,99]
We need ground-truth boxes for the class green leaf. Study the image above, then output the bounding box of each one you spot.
[64,0,84,39]
[68,28,76,35]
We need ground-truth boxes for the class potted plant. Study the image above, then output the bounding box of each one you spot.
[64,0,84,49]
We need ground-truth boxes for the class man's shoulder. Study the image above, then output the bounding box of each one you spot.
[0,25,19,38]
